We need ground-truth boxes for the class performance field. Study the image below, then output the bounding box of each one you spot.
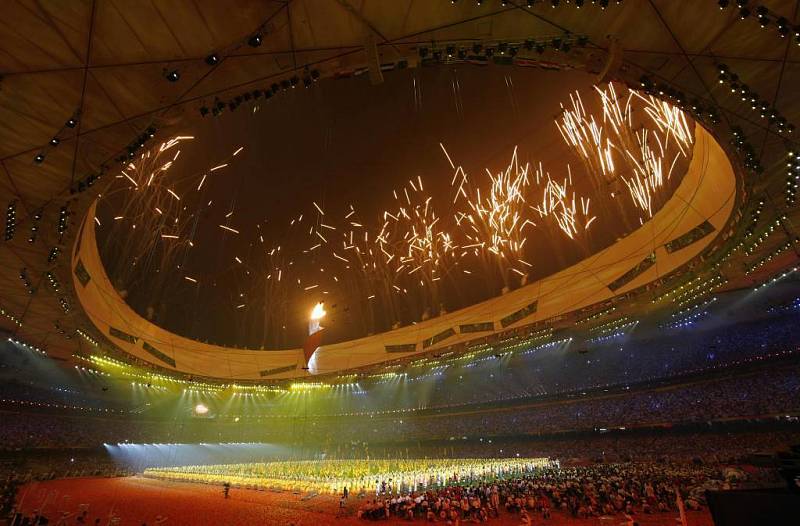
[144,458,554,494]
[15,473,715,526]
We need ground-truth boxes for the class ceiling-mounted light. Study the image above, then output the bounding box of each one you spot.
[248,33,263,47]
[776,18,789,37]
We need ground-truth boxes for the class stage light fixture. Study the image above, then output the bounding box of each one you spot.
[34,154,44,163]
[205,53,219,66]
[50,138,59,146]
[66,118,77,128]
[165,70,180,82]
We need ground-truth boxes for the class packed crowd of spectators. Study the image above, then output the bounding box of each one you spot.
[0,380,122,413]
[382,365,800,442]
[3,306,799,420]
[415,312,800,409]
[2,363,797,450]
[395,429,800,464]
[2,367,794,451]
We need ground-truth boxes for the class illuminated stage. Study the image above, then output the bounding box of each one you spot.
[144,457,554,494]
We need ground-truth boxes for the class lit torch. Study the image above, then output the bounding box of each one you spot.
[303,302,326,372]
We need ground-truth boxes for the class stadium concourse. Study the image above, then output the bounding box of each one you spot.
[2,1,800,525]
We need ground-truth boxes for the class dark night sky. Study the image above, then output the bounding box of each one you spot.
[97,65,688,349]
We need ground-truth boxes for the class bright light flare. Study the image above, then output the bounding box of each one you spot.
[310,302,326,321]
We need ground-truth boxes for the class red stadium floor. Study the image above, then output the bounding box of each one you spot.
[16,477,714,526]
